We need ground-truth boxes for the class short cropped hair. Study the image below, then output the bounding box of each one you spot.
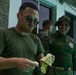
[42,20,52,28]
[19,2,38,12]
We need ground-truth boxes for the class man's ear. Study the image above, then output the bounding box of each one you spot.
[17,13,21,20]
[17,13,20,18]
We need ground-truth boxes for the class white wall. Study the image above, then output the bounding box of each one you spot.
[64,3,76,15]
[8,0,22,28]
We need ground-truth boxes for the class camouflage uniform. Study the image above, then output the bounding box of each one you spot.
[37,31,51,56]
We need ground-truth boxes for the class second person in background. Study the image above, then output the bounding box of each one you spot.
[38,20,53,55]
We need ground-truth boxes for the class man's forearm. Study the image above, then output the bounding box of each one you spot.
[0,57,40,71]
[0,57,16,70]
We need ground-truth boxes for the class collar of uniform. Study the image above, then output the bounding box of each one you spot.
[56,31,66,37]
[14,27,30,36]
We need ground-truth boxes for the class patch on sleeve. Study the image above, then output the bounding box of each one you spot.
[69,42,74,48]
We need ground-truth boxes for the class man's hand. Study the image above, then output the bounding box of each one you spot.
[14,58,39,72]
[0,57,38,72]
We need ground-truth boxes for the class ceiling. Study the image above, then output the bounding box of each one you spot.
[66,0,76,8]
[60,0,76,8]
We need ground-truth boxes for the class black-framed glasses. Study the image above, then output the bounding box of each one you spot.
[21,13,39,26]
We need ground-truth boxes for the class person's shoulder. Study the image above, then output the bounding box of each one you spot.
[31,33,40,40]
[0,27,14,32]
[0,28,8,34]
[66,35,74,42]
[0,27,15,36]
[48,32,58,43]
[38,31,45,36]
[30,33,41,44]
[50,32,57,39]
[0,28,9,37]
[66,35,72,39]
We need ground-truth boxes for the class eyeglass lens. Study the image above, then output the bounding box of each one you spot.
[21,13,39,26]
[26,16,39,26]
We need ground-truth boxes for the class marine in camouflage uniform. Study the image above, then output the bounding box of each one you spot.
[45,15,76,75]
[38,20,53,56]
[38,32,51,55]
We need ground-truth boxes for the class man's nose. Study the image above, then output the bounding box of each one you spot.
[28,20,35,27]
[62,24,66,28]
[31,21,34,26]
